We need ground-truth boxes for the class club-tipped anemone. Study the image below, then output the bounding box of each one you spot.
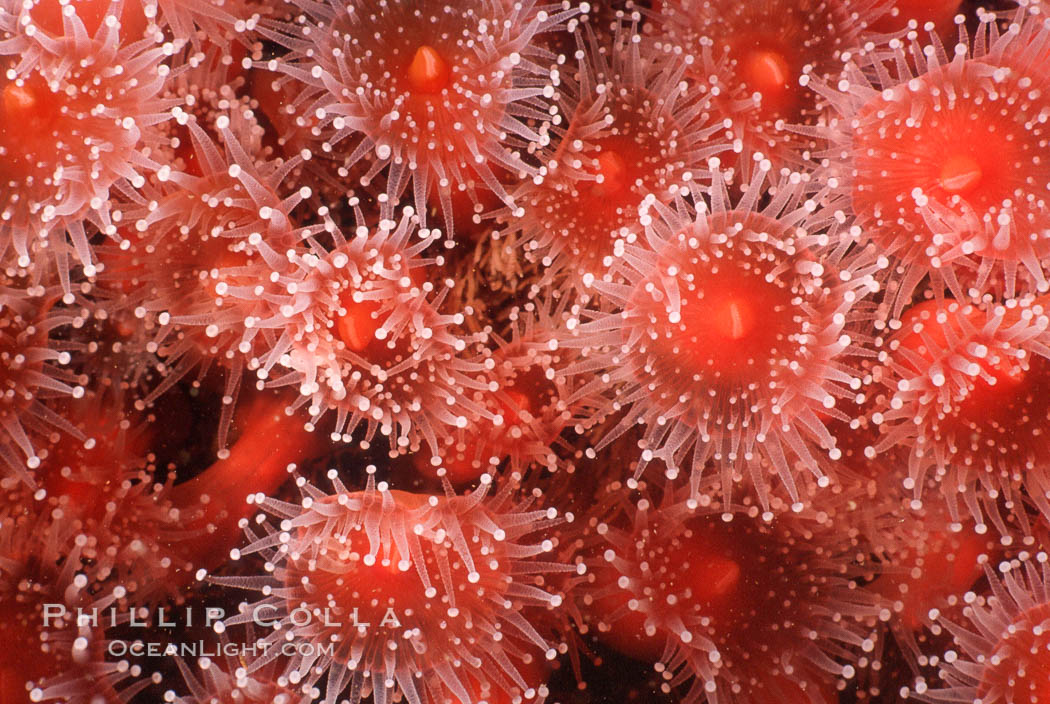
[652,0,892,181]
[210,470,571,704]
[868,296,1050,527]
[810,10,1050,308]
[1,275,86,486]
[0,0,172,288]
[560,167,881,509]
[916,553,1050,704]
[582,482,881,704]
[252,0,585,237]
[503,18,732,285]
[233,205,495,461]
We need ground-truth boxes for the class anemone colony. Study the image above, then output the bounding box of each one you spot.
[5,0,1050,703]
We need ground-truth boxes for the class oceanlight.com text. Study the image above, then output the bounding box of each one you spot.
[106,639,336,659]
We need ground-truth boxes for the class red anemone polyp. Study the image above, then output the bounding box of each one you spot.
[256,0,580,236]
[214,473,567,704]
[812,12,1050,305]
[0,499,148,704]
[561,169,880,508]
[424,300,582,484]
[869,297,1050,522]
[921,555,1050,704]
[0,4,169,280]
[240,207,495,460]
[506,22,730,283]
[1,278,85,485]
[653,0,885,179]
[585,485,879,704]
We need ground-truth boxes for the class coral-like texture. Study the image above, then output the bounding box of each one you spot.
[3,2,1050,704]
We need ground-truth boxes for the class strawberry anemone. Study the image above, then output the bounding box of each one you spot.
[422,298,589,484]
[584,483,881,704]
[254,0,582,236]
[870,505,1001,665]
[211,472,569,704]
[918,554,1050,704]
[32,391,197,601]
[245,206,493,461]
[167,630,298,703]
[0,0,170,287]
[868,297,1050,524]
[812,13,1050,308]
[652,0,889,180]
[27,385,318,602]
[0,499,156,703]
[504,21,730,283]
[1,275,86,486]
[120,113,315,449]
[560,169,881,509]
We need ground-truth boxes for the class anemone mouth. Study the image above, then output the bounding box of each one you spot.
[0,31,162,201]
[321,1,515,156]
[405,44,453,96]
[870,525,988,632]
[318,277,426,365]
[431,370,555,478]
[937,153,984,196]
[672,267,800,379]
[523,127,684,271]
[294,533,431,619]
[336,290,388,354]
[660,0,865,178]
[391,42,482,132]
[629,211,822,389]
[2,81,44,127]
[0,75,66,184]
[669,0,862,106]
[728,35,799,114]
[509,22,732,280]
[586,147,632,200]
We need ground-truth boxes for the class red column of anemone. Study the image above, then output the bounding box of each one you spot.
[168,393,322,582]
